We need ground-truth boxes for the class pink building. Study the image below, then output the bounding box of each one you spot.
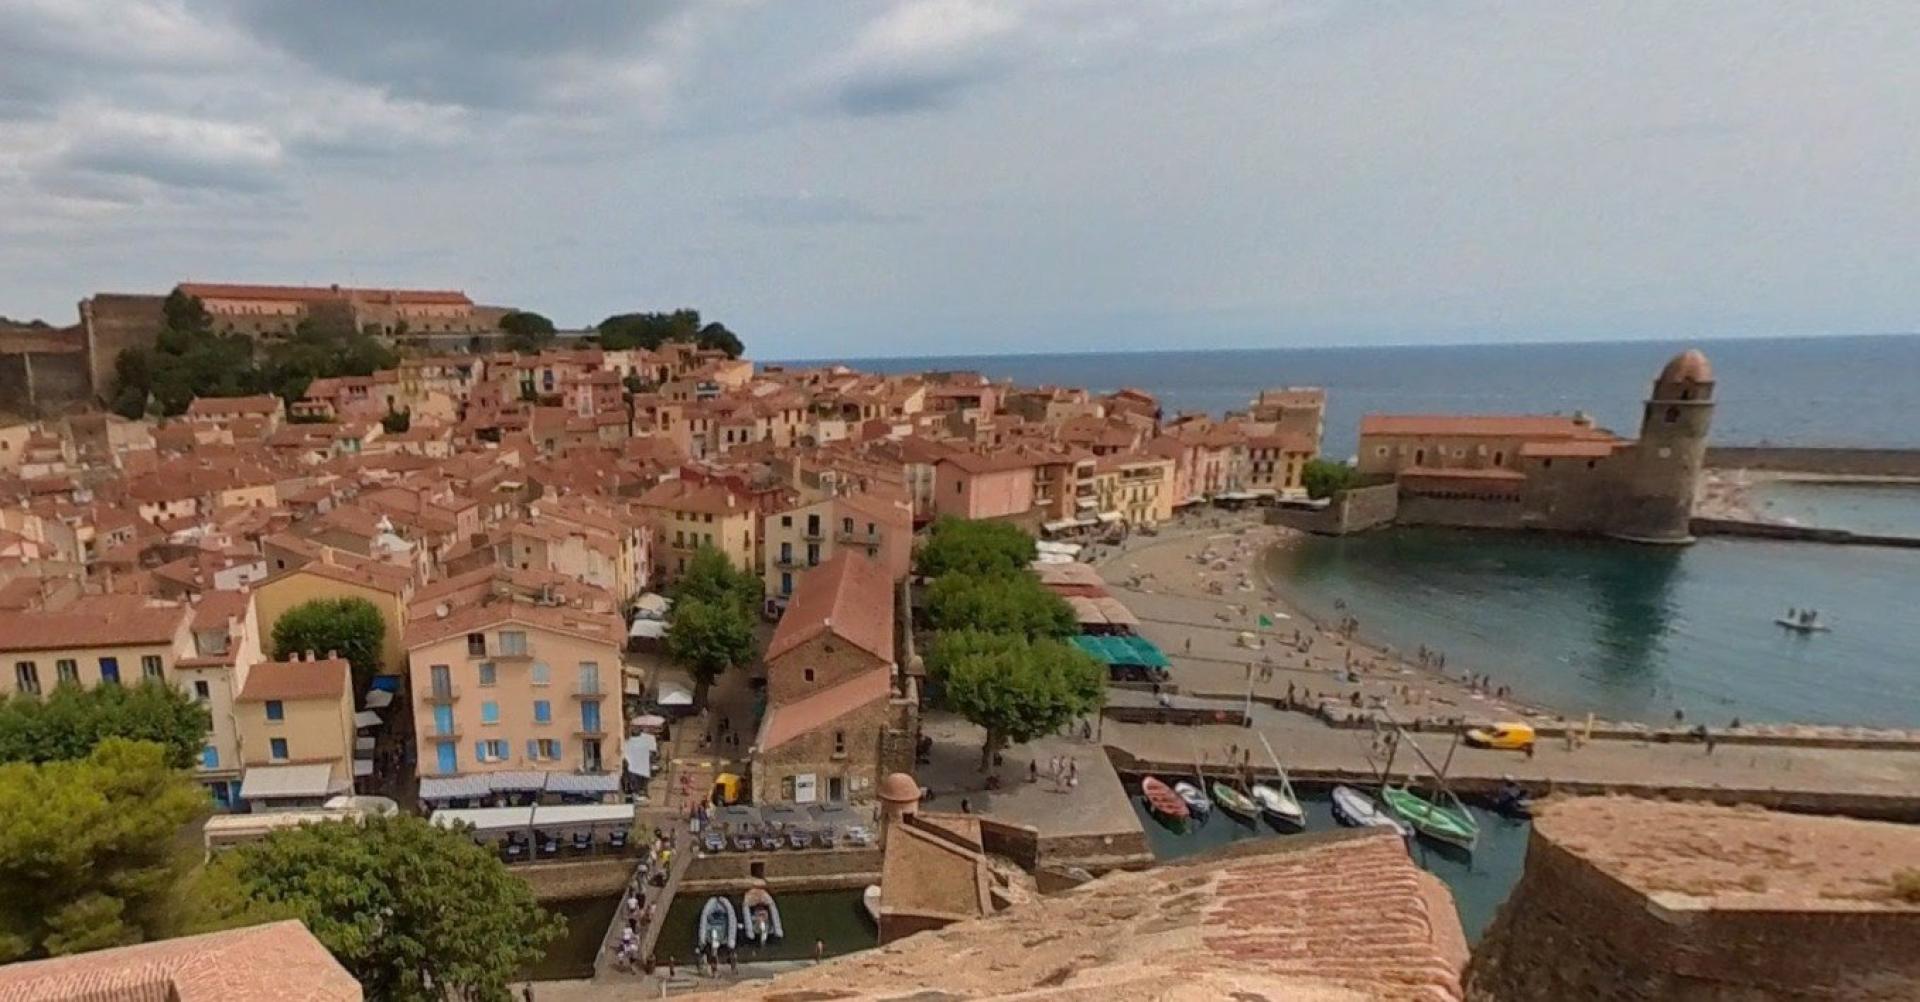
[932,452,1035,521]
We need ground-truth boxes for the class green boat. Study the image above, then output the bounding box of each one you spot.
[1381,785,1478,850]
[1210,782,1259,822]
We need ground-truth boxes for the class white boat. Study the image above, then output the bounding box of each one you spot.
[697,896,738,952]
[862,884,881,923]
[1331,785,1410,838]
[1775,615,1831,633]
[1250,782,1304,829]
[1173,780,1212,816]
[742,887,783,944]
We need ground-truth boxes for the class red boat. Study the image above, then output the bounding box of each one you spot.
[1141,776,1190,820]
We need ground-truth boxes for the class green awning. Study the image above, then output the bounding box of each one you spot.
[1071,634,1170,669]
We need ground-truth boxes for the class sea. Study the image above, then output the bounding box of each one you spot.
[802,334,1920,728]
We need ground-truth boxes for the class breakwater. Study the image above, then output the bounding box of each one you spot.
[1706,446,1920,478]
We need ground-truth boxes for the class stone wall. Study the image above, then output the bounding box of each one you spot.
[1694,516,1920,549]
[679,847,883,893]
[0,327,93,415]
[516,857,636,902]
[1468,829,1920,1001]
[1264,482,1399,536]
[1397,491,1523,530]
[80,294,166,401]
[1707,446,1920,478]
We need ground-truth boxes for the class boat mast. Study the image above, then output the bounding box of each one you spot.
[1254,733,1299,810]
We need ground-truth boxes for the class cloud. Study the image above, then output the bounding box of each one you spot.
[734,193,911,227]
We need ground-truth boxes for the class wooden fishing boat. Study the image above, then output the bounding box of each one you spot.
[1381,785,1478,849]
[1172,779,1211,816]
[1331,785,1410,838]
[1250,782,1304,829]
[1140,776,1190,821]
[1210,782,1259,821]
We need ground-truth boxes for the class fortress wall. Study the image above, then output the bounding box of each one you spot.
[1707,446,1920,478]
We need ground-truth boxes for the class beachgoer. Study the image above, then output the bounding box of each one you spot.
[815,939,825,963]
[1029,759,1038,783]
[961,798,972,813]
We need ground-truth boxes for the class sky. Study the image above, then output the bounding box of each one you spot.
[1,1,1916,359]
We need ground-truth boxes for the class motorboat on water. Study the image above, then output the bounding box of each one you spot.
[1210,782,1260,822]
[862,884,881,923]
[742,887,784,945]
[1172,779,1212,817]
[697,896,739,952]
[1776,608,1831,633]
[1250,781,1304,829]
[1330,785,1410,838]
[1140,776,1190,823]
[1381,785,1479,850]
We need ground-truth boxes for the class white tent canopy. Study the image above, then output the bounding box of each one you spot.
[632,593,672,620]
[239,763,341,801]
[363,689,394,710]
[654,671,695,707]
[352,710,382,730]
[624,733,658,777]
[532,804,633,828]
[628,619,666,640]
[431,806,535,833]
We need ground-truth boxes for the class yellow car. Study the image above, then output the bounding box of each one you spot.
[1465,722,1537,751]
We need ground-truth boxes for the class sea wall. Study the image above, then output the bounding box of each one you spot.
[1267,482,1399,535]
[517,857,636,901]
[1692,516,1920,549]
[679,847,883,893]
[1706,446,1920,478]
[1467,828,1920,1000]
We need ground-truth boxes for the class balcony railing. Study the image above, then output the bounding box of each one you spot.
[422,681,461,703]
[834,530,880,546]
[572,679,605,698]
[429,723,462,739]
[574,723,608,737]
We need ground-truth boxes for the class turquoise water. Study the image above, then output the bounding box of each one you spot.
[1749,481,1920,538]
[1128,787,1528,942]
[1269,530,1920,728]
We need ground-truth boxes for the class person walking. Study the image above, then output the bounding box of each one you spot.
[814,938,825,963]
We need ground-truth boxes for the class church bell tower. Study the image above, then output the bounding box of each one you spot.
[1609,349,1715,544]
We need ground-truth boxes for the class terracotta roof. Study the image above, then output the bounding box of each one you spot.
[405,597,623,650]
[192,590,252,630]
[264,550,412,595]
[238,657,350,702]
[185,394,281,417]
[765,552,895,664]
[635,478,745,517]
[1360,414,1605,439]
[755,667,893,751]
[0,919,360,1002]
[1399,466,1528,481]
[725,831,1464,1001]
[0,602,187,651]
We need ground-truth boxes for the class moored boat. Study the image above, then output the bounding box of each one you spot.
[742,887,784,944]
[1250,782,1304,829]
[1331,785,1410,838]
[1172,780,1211,816]
[861,884,881,923]
[697,896,739,952]
[1140,776,1190,822]
[1381,785,1478,849]
[1210,782,1259,821]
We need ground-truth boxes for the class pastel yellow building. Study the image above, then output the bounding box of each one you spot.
[0,597,193,697]
[233,654,357,809]
[1092,453,1177,527]
[253,549,414,676]
[406,599,626,782]
[636,479,757,581]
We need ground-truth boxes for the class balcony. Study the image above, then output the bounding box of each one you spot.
[428,723,462,739]
[489,646,534,664]
[574,723,608,738]
[572,679,606,699]
[774,553,799,568]
[834,530,881,547]
[421,681,461,703]
[801,528,824,542]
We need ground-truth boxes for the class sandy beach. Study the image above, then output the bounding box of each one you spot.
[1094,510,1551,728]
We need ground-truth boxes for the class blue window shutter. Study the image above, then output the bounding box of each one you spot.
[526,739,538,760]
[474,741,485,760]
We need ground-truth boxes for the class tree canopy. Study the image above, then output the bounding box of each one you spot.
[0,681,210,769]
[914,517,1038,579]
[498,310,557,353]
[0,739,210,961]
[112,292,398,418]
[596,309,744,358]
[927,631,1106,770]
[271,597,387,692]
[923,571,1076,639]
[198,814,561,1001]
[668,544,763,617]
[1301,458,1358,500]
[666,598,757,690]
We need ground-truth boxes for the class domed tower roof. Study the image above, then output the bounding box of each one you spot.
[878,772,921,805]
[1659,349,1713,384]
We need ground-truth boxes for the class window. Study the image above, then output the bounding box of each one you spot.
[269,738,289,760]
[1665,406,1680,423]
[779,541,792,563]
[200,745,219,769]
[193,680,211,701]
[580,700,602,733]
[833,730,846,755]
[841,517,853,534]
[55,659,77,685]
[466,633,486,657]
[780,571,792,596]
[142,655,163,679]
[98,657,120,684]
[265,700,285,721]
[780,775,796,800]
[497,631,527,656]
[14,662,39,696]
[531,661,550,685]
[534,700,551,724]
[781,515,792,527]
[954,482,962,494]
[478,662,497,687]
[481,701,500,724]
[803,668,815,683]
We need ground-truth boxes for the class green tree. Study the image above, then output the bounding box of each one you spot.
[0,680,211,769]
[695,321,744,358]
[381,407,411,434]
[499,310,557,353]
[271,597,387,691]
[914,517,1037,579]
[923,571,1076,639]
[665,598,757,693]
[199,814,561,1001]
[161,289,212,334]
[1302,458,1358,500]
[596,309,701,351]
[669,544,763,617]
[928,631,1106,771]
[0,739,210,961]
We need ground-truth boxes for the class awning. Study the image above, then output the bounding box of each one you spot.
[363,689,394,710]
[624,734,658,778]
[1075,498,1098,509]
[239,763,340,801]
[418,774,492,801]
[532,803,632,828]
[351,759,374,778]
[655,671,695,706]
[545,772,620,795]
[432,806,534,833]
[1033,552,1074,564]
[1035,540,1082,556]
[628,619,667,640]
[632,593,672,619]
[1096,511,1123,523]
[631,714,667,729]
[1070,634,1171,669]
[354,736,376,752]
[353,710,382,729]
[488,770,548,792]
